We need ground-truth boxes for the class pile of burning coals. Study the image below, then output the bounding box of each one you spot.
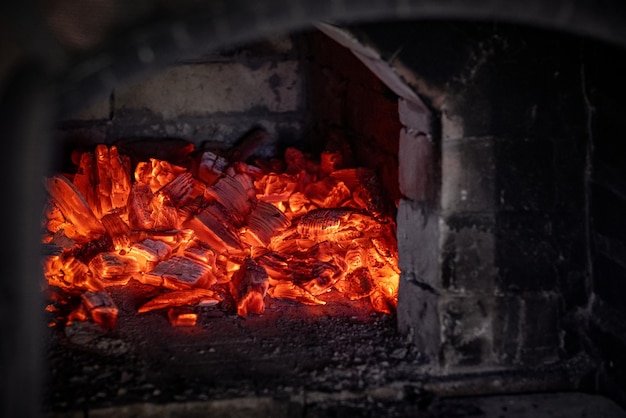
[42,137,399,329]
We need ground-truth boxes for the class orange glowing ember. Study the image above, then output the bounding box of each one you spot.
[42,142,400,329]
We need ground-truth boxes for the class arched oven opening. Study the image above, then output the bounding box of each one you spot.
[2,1,626,416]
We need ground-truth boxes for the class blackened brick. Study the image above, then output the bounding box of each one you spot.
[593,185,626,244]
[493,296,522,365]
[441,216,496,294]
[440,296,494,367]
[496,213,557,292]
[519,294,560,364]
[593,253,626,316]
[495,138,555,212]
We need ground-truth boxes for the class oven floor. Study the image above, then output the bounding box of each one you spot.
[44,282,414,413]
[43,284,625,417]
[46,391,626,417]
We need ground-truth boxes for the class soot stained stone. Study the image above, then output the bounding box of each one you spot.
[441,138,495,215]
[494,138,555,212]
[440,296,494,367]
[492,296,522,365]
[441,218,496,294]
[519,294,560,364]
[495,213,557,292]
[588,320,626,404]
[592,185,626,244]
[592,254,626,316]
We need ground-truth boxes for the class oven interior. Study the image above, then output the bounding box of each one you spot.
[1,3,626,417]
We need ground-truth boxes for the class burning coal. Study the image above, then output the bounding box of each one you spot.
[42,138,399,329]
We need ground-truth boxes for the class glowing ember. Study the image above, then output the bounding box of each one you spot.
[42,141,400,328]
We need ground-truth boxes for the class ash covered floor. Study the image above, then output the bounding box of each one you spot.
[44,281,415,413]
[49,392,626,417]
[43,282,626,417]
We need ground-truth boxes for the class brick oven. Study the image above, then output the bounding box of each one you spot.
[2,1,626,417]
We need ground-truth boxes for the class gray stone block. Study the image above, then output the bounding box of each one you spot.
[399,129,435,202]
[397,199,441,289]
[442,137,495,215]
[398,98,431,133]
[493,296,523,364]
[441,216,496,295]
[115,61,302,118]
[519,293,561,364]
[440,295,494,368]
[397,276,440,364]
[69,94,110,121]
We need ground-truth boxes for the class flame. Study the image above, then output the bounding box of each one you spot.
[42,144,399,328]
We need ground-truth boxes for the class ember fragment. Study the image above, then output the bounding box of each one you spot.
[333,267,374,300]
[73,152,99,217]
[71,145,131,218]
[244,201,291,247]
[255,173,298,203]
[296,208,366,241]
[88,252,140,286]
[135,159,187,193]
[229,258,269,316]
[81,290,118,329]
[185,204,247,253]
[159,172,198,207]
[183,243,216,265]
[297,260,345,296]
[107,145,132,211]
[128,183,154,230]
[127,239,172,271]
[61,257,102,292]
[305,177,350,208]
[268,282,326,305]
[256,251,291,282]
[71,234,114,263]
[198,151,229,185]
[45,175,105,240]
[205,175,253,226]
[150,192,180,230]
[143,256,213,290]
[138,288,220,313]
[168,307,197,326]
[369,289,396,314]
[101,213,131,251]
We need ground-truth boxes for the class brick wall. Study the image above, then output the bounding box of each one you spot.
[351,22,592,374]
[586,38,626,407]
[57,36,307,169]
[304,29,403,206]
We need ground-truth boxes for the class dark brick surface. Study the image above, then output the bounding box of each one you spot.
[496,213,558,292]
[399,130,436,203]
[441,215,496,294]
[397,278,440,362]
[440,296,494,367]
[345,81,401,155]
[588,320,626,407]
[552,214,589,310]
[495,138,555,212]
[519,294,560,364]
[441,138,495,214]
[592,185,626,244]
[592,253,626,316]
[492,296,522,365]
[306,29,401,202]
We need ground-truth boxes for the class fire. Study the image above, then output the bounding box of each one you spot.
[42,142,400,328]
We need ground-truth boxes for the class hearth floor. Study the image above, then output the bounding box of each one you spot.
[43,283,623,417]
[48,391,626,418]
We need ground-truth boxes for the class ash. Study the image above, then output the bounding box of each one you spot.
[44,281,424,414]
